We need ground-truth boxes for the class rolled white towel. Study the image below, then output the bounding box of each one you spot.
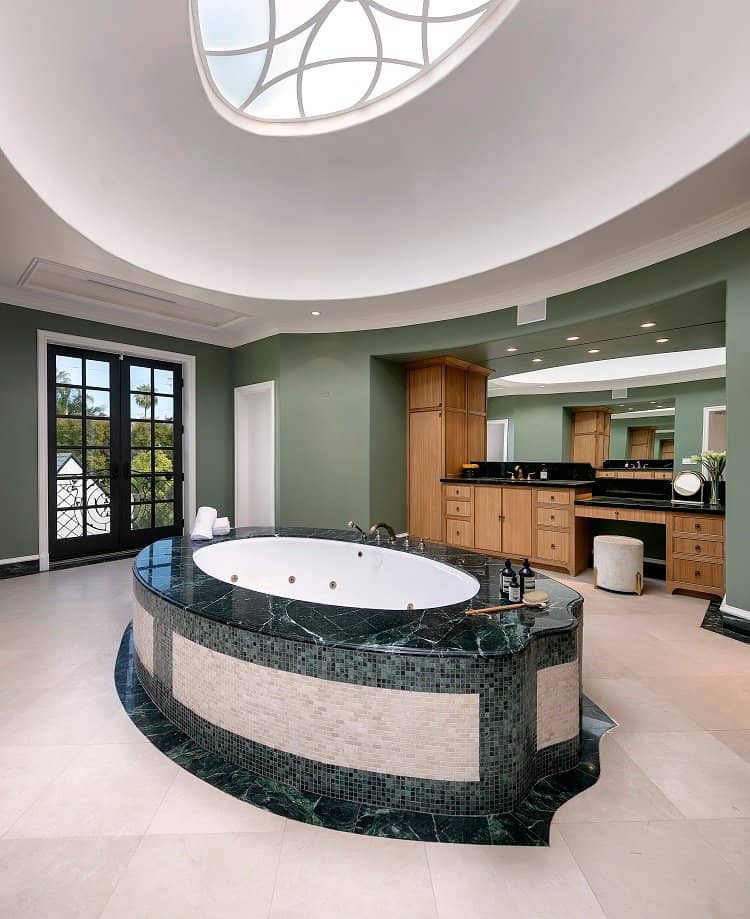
[191,506,217,541]
[213,516,231,537]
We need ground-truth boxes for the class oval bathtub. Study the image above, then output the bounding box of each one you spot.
[193,536,480,609]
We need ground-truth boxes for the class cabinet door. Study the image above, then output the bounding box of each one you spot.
[408,410,443,540]
[409,366,442,411]
[572,433,598,466]
[444,365,467,411]
[467,413,486,463]
[500,487,533,557]
[444,409,467,477]
[467,371,487,414]
[474,487,503,552]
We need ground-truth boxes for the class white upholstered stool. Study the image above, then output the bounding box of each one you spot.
[593,534,644,595]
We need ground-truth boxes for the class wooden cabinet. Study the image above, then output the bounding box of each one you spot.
[571,409,611,467]
[406,357,492,539]
[667,512,725,597]
[473,487,532,557]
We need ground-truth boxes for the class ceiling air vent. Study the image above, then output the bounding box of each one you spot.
[517,300,547,325]
[612,387,628,399]
[18,258,246,329]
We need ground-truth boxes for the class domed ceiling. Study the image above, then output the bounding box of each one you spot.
[0,0,750,342]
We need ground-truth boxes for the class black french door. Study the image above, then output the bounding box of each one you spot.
[48,345,183,561]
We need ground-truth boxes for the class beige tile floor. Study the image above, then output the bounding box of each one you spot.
[1,559,750,918]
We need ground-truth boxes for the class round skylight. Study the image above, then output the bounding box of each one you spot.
[191,1,503,127]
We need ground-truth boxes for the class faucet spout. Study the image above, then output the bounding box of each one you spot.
[347,521,367,542]
[369,522,396,544]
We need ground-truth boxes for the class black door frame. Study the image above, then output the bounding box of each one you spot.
[47,344,184,561]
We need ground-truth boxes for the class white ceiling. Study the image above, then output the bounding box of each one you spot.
[1,0,750,345]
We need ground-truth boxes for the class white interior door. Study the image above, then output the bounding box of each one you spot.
[234,382,275,527]
[487,419,508,461]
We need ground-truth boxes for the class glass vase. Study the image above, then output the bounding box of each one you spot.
[709,477,720,506]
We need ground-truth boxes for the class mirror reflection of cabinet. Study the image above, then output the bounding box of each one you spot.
[628,426,656,460]
[571,408,611,466]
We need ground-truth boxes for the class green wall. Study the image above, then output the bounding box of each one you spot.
[488,381,725,468]
[0,301,234,560]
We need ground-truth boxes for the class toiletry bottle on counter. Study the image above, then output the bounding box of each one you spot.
[519,559,536,595]
[500,559,514,597]
[508,575,521,603]
[540,464,548,480]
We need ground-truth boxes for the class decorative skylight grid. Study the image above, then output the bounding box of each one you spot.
[193,0,498,121]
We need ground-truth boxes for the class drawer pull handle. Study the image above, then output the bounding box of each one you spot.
[550,496,556,502]
[456,530,460,536]
[695,570,701,577]
[456,506,460,512]
[551,543,556,549]
[695,523,701,530]
[695,545,701,552]
[550,514,555,520]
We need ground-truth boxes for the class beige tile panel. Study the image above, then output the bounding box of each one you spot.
[132,601,154,675]
[172,633,480,781]
[537,660,579,751]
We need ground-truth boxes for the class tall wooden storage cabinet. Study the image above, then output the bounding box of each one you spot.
[571,408,612,467]
[406,357,492,540]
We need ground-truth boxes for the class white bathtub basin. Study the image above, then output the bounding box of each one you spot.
[193,537,479,610]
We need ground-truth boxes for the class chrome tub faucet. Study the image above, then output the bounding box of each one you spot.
[347,520,367,542]
[369,522,396,544]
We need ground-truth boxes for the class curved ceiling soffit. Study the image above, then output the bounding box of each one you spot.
[1,0,750,311]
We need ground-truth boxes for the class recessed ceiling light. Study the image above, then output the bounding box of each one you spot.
[618,404,625,407]
[650,401,658,404]
[506,346,518,353]
[628,408,634,411]
[588,349,601,354]
[566,336,580,342]
[531,357,543,363]
[640,321,656,328]
[311,310,321,317]
[656,337,669,343]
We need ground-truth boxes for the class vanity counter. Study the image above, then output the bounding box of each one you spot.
[575,496,725,514]
[442,477,596,488]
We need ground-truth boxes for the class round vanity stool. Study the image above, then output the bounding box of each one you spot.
[593,534,644,595]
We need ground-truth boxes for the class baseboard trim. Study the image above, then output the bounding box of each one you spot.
[0,554,39,565]
[720,596,750,622]
[0,558,41,579]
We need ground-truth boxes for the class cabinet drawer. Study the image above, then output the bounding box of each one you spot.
[672,536,724,559]
[446,520,473,548]
[671,515,724,537]
[445,500,472,519]
[596,471,617,478]
[575,505,667,524]
[672,558,724,589]
[443,484,472,501]
[535,529,570,563]
[536,489,571,506]
[536,507,570,529]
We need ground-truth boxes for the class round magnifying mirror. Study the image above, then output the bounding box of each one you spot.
[672,470,704,498]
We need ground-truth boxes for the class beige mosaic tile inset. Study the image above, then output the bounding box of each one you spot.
[172,633,480,781]
[536,659,579,751]
[132,601,154,675]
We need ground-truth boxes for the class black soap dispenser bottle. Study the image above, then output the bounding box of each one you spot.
[508,574,521,603]
[519,559,536,596]
[500,559,514,597]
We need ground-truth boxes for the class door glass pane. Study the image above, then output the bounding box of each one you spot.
[154,396,174,421]
[154,423,173,447]
[86,449,110,475]
[85,478,111,535]
[57,477,84,509]
[131,478,152,503]
[131,449,152,474]
[56,451,83,478]
[130,365,151,391]
[56,387,83,416]
[154,475,174,501]
[131,392,152,419]
[155,503,174,527]
[87,419,110,446]
[86,390,110,417]
[154,449,173,473]
[131,503,152,530]
[85,359,110,388]
[130,420,151,447]
[153,369,173,395]
[57,509,83,539]
[56,355,82,386]
[56,419,82,447]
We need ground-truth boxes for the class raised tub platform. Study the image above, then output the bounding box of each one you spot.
[132,527,584,817]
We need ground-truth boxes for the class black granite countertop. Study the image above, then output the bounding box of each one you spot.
[442,477,596,488]
[575,496,725,514]
[133,528,582,658]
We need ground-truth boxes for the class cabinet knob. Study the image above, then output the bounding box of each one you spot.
[551,543,556,549]
[695,545,701,553]
[550,496,556,502]
[695,523,701,530]
[456,506,460,512]
[456,530,460,536]
[695,570,701,578]
[550,514,555,520]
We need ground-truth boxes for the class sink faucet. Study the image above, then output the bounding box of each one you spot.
[369,522,396,544]
[513,465,525,481]
[347,520,367,542]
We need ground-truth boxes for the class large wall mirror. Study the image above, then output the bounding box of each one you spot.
[702,405,727,453]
